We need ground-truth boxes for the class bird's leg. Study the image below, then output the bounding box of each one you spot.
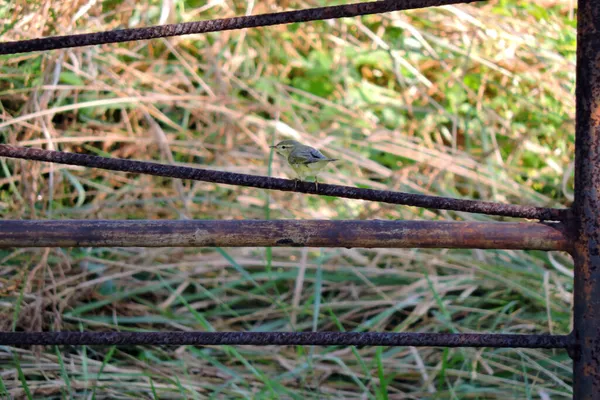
[314,176,319,191]
[293,174,303,190]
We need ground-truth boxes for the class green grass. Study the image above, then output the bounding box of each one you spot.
[0,0,575,398]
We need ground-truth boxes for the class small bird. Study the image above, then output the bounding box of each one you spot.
[270,140,338,190]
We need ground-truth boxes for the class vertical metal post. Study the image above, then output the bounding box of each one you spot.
[573,0,600,397]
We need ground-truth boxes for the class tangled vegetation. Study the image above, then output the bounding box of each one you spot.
[0,0,575,398]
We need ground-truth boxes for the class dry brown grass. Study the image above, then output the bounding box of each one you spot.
[0,0,575,398]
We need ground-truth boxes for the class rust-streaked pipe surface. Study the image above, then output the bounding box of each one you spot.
[0,145,566,221]
[572,0,600,397]
[0,331,571,348]
[0,220,569,250]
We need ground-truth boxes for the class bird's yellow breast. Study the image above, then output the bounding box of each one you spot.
[289,160,332,179]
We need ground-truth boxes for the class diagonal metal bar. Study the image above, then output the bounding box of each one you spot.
[0,145,566,221]
[0,331,571,348]
[0,220,570,250]
[0,0,485,55]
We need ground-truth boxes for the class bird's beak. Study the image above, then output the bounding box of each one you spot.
[269,145,276,148]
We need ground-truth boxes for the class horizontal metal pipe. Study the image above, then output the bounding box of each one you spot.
[0,331,571,348]
[0,220,570,250]
[0,145,567,221]
[0,0,484,55]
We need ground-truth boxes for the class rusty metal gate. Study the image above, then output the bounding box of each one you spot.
[0,0,597,397]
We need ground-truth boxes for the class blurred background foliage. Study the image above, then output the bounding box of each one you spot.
[0,0,575,398]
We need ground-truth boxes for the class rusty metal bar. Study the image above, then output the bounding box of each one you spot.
[0,145,566,221]
[0,0,485,56]
[0,219,570,250]
[572,0,600,396]
[0,331,571,348]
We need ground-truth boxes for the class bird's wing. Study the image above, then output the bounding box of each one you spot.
[309,149,337,163]
[291,148,327,164]
[309,148,328,161]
